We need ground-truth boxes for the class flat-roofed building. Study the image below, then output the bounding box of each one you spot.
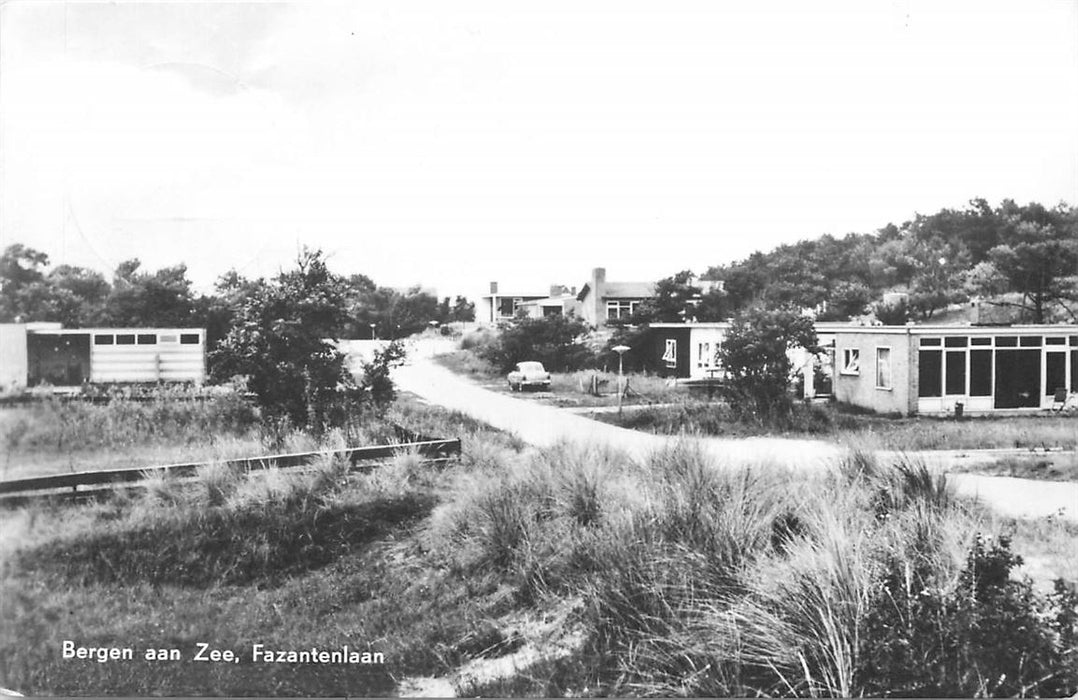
[833,324,1078,415]
[0,323,206,393]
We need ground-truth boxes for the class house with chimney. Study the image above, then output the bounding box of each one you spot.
[478,282,577,325]
[576,267,657,328]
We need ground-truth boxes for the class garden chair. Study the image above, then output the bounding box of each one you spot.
[1050,387,1067,412]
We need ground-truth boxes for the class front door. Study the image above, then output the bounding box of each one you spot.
[994,350,1040,409]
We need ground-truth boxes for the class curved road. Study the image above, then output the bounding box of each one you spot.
[393,354,1078,521]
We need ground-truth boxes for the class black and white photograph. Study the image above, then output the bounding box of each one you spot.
[1,0,1077,696]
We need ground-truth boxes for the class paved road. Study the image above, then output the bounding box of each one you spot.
[393,355,1078,521]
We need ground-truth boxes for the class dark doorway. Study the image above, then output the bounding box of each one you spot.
[27,333,91,386]
[994,350,1040,409]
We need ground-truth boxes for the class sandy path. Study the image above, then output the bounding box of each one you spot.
[393,355,1078,522]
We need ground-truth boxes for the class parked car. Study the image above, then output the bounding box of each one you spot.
[507,361,551,392]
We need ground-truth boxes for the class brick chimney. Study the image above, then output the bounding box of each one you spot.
[589,268,606,325]
[490,281,498,294]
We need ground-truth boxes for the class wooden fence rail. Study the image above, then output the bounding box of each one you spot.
[0,438,461,500]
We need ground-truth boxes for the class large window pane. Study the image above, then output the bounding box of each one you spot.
[1072,351,1078,391]
[1046,353,1066,395]
[970,350,992,396]
[918,350,942,397]
[945,351,966,395]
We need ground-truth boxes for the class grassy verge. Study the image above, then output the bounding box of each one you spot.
[593,401,1078,453]
[950,452,1078,482]
[0,388,401,480]
[433,351,690,408]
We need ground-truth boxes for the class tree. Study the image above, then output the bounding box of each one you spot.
[818,281,872,321]
[104,259,196,326]
[450,295,476,322]
[970,216,1078,323]
[209,249,362,434]
[715,307,818,422]
[633,270,703,323]
[0,244,51,322]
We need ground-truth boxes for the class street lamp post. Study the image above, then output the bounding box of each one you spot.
[369,323,377,341]
[613,344,630,416]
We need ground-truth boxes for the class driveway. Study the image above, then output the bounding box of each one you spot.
[393,355,1078,521]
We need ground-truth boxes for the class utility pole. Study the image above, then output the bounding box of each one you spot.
[613,345,630,416]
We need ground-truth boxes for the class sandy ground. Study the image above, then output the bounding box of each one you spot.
[393,353,1078,522]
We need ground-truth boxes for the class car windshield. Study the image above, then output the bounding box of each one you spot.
[518,362,545,372]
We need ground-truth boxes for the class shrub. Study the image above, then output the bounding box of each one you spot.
[480,315,594,373]
[209,248,366,435]
[859,534,1078,697]
[716,306,819,422]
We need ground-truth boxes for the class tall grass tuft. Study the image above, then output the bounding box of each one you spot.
[195,462,240,506]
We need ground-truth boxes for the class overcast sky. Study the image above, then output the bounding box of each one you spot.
[2,0,1076,300]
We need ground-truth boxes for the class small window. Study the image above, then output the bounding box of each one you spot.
[1019,336,1042,347]
[996,336,1018,347]
[970,337,991,346]
[1046,337,1065,345]
[919,338,941,347]
[841,348,860,375]
[137,334,156,345]
[180,333,200,345]
[1070,336,1078,346]
[697,342,712,368]
[116,334,135,345]
[159,334,178,344]
[944,336,968,347]
[876,347,892,389]
[94,335,114,345]
[662,339,677,368]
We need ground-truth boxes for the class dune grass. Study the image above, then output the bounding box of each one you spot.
[425,442,1078,697]
[2,393,1076,696]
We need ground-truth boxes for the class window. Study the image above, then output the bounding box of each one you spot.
[1046,353,1066,395]
[159,334,178,344]
[919,350,942,397]
[1046,337,1066,346]
[876,347,892,389]
[970,337,991,346]
[996,336,1018,347]
[116,334,135,345]
[944,336,968,347]
[662,339,677,368]
[1019,336,1042,347]
[94,335,114,345]
[970,350,992,396]
[180,333,200,345]
[606,300,638,320]
[697,342,713,368]
[137,334,156,345]
[919,337,941,347]
[945,351,966,395]
[841,348,860,375]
